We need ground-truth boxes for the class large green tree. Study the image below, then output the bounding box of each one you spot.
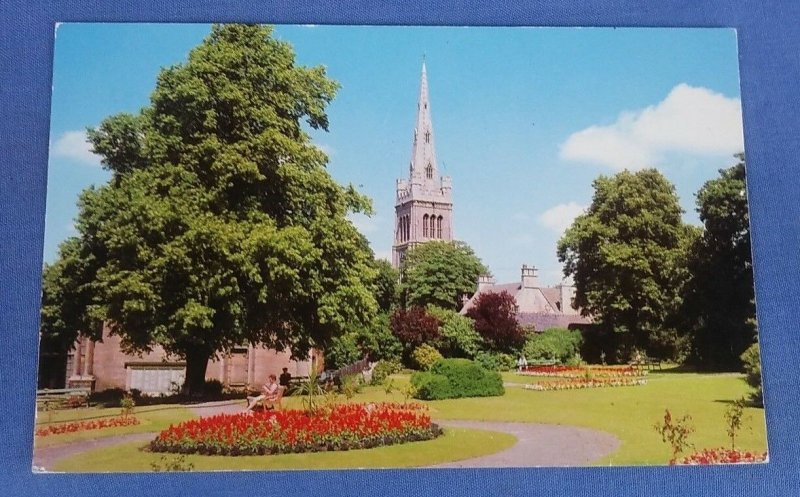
[557,168,693,350]
[399,241,487,310]
[41,25,377,394]
[682,155,756,369]
[371,258,400,312]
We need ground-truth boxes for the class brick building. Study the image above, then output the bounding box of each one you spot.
[62,323,317,394]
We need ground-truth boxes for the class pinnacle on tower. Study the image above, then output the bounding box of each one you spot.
[409,62,438,185]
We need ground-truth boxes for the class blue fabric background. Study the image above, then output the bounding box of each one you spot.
[1,1,797,496]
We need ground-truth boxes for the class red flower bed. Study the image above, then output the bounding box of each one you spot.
[150,402,442,456]
[36,415,140,437]
[520,365,645,378]
[675,448,768,465]
[524,377,647,391]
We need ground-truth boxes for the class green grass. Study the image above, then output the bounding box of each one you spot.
[42,370,768,469]
[431,371,767,465]
[52,427,517,472]
[34,405,196,448]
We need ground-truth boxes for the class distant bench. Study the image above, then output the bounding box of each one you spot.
[36,388,91,410]
[630,358,662,372]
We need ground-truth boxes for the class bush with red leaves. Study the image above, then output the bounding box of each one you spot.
[466,291,525,352]
[390,306,441,348]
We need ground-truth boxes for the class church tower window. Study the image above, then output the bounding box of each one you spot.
[429,216,436,238]
[426,163,433,179]
[437,216,443,238]
[425,130,431,143]
[423,214,429,237]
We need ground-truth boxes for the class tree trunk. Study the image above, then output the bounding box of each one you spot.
[183,347,212,397]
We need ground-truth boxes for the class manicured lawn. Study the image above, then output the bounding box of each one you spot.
[277,370,767,466]
[52,427,517,472]
[34,405,196,448]
[42,369,767,469]
[434,370,766,465]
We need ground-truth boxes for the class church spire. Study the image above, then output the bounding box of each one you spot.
[410,62,438,184]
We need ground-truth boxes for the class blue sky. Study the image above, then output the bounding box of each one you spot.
[46,24,744,285]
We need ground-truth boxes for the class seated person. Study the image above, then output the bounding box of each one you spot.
[279,367,292,388]
[246,374,280,411]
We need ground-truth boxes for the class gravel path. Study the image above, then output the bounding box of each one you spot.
[33,432,155,472]
[430,420,620,468]
[33,401,620,471]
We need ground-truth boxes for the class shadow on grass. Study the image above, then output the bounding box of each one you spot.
[713,398,764,409]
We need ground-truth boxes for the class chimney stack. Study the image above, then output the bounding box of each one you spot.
[477,274,495,292]
[521,264,539,289]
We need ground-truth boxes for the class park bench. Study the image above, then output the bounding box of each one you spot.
[529,359,558,367]
[250,386,285,412]
[645,357,662,370]
[36,387,91,410]
[629,357,662,373]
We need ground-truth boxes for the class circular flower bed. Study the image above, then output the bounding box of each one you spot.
[524,377,647,391]
[36,415,140,437]
[675,448,768,465]
[150,402,442,456]
[519,365,646,378]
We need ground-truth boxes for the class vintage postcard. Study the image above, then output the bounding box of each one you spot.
[35,24,766,472]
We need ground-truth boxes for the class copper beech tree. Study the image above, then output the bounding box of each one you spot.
[465,291,525,353]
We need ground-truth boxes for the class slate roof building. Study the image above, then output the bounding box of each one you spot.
[460,265,593,331]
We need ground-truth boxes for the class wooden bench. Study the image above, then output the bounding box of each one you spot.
[36,388,91,410]
[629,358,662,372]
[645,357,662,370]
[250,386,286,412]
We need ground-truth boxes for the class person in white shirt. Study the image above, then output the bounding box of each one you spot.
[246,374,280,411]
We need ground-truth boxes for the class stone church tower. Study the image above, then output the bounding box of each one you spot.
[392,63,453,268]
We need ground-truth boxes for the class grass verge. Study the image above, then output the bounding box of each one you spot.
[52,427,516,472]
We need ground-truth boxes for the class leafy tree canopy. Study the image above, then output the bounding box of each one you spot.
[371,258,400,312]
[557,168,693,348]
[399,241,487,310]
[41,24,377,393]
[682,154,756,369]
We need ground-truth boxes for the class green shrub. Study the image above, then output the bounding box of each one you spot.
[474,351,516,371]
[411,344,443,370]
[523,328,583,364]
[370,359,402,385]
[338,374,363,399]
[410,372,453,400]
[427,306,483,358]
[120,393,136,418]
[411,358,504,400]
[740,343,762,406]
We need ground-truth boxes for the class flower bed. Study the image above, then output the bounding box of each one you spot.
[674,448,768,465]
[519,365,645,378]
[150,402,442,456]
[524,377,647,391]
[36,415,140,437]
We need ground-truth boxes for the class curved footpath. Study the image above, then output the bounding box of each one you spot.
[33,400,620,471]
[430,420,619,468]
